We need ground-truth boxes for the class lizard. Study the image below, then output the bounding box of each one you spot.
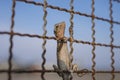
[53,22,88,80]
[53,22,78,80]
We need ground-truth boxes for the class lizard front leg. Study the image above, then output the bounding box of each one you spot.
[53,65,62,77]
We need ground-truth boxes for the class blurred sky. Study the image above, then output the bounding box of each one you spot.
[0,0,120,71]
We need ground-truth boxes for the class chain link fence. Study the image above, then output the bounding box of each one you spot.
[0,0,120,80]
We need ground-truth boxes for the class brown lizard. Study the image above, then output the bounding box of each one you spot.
[53,22,88,80]
[53,22,78,80]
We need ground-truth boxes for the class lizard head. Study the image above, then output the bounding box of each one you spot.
[54,22,66,40]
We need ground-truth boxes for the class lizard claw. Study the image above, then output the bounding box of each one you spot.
[53,65,62,77]
[72,64,78,71]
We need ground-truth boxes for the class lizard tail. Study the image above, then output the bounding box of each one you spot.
[62,73,71,80]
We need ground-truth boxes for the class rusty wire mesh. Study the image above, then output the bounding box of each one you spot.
[113,0,120,3]
[0,0,120,80]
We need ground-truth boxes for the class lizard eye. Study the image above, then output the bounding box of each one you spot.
[56,25,58,27]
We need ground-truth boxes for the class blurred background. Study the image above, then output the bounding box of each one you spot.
[0,0,120,80]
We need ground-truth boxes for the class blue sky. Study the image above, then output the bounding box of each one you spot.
[0,0,120,71]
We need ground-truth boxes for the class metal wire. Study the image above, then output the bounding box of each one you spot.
[41,0,47,80]
[91,0,96,80]
[8,0,16,80]
[113,0,120,3]
[109,0,115,80]
[69,0,74,80]
[0,0,120,80]
[69,0,74,64]
[16,0,120,25]
[0,69,120,73]
[0,31,120,49]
